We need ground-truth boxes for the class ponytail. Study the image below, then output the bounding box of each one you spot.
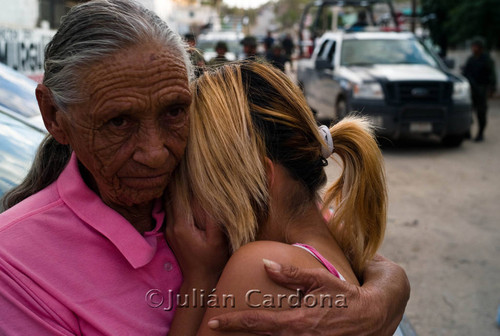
[322,116,387,278]
[1,135,72,211]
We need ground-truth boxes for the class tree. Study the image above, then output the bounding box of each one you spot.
[422,0,500,55]
[445,0,500,49]
[274,0,310,30]
[421,0,453,56]
[219,5,258,28]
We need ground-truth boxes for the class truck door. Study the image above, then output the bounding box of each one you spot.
[313,39,342,121]
[304,39,330,113]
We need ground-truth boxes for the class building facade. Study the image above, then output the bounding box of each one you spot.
[0,0,217,79]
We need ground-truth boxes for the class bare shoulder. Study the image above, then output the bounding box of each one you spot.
[213,242,293,293]
[219,241,327,286]
[197,241,319,335]
[226,240,313,271]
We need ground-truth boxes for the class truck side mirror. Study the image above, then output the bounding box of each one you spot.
[315,59,333,70]
[443,57,455,69]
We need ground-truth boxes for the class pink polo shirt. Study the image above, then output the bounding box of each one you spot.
[0,153,182,335]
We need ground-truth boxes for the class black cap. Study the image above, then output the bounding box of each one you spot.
[184,33,196,42]
[241,36,257,47]
[471,36,485,48]
[215,41,228,51]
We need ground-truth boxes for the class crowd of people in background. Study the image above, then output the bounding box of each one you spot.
[185,30,296,76]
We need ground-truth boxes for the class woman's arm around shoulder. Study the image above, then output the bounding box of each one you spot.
[201,254,410,336]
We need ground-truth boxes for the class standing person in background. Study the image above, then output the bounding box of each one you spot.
[350,11,369,30]
[185,33,205,77]
[462,37,497,142]
[208,41,229,67]
[240,36,261,61]
[263,30,274,53]
[282,33,295,71]
[267,45,287,72]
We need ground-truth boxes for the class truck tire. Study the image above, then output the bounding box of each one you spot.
[335,98,347,121]
[442,134,465,147]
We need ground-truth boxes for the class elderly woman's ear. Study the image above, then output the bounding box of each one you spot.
[36,84,70,145]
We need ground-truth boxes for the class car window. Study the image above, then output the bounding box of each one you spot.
[0,63,39,119]
[317,40,330,59]
[340,38,439,67]
[0,110,45,200]
[327,41,336,63]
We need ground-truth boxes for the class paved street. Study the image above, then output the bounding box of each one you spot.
[324,98,500,335]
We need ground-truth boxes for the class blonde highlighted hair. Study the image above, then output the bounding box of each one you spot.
[173,64,269,252]
[176,61,386,277]
[323,117,387,276]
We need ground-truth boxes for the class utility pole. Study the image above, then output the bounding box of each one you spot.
[213,0,221,16]
[411,0,417,33]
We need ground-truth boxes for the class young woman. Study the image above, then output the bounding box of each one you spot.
[171,61,388,335]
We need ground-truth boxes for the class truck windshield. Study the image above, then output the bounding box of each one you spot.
[340,39,439,67]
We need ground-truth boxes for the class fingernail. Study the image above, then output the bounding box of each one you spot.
[263,258,281,272]
[208,319,219,329]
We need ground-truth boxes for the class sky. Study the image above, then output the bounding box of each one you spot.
[223,0,272,9]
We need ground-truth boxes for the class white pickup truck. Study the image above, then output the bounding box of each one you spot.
[297,31,473,146]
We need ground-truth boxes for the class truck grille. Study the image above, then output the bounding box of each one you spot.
[402,108,445,120]
[385,81,452,105]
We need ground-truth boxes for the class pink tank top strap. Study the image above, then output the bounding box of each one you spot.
[292,243,345,281]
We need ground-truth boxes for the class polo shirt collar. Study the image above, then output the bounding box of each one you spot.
[57,153,165,269]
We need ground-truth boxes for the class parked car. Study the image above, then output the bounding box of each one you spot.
[0,62,46,208]
[394,315,417,336]
[0,62,45,132]
[0,108,46,204]
[297,31,473,146]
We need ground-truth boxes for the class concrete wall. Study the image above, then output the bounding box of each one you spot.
[0,26,55,78]
[0,0,38,29]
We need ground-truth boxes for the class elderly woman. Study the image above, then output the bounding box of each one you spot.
[0,1,409,335]
[0,1,222,335]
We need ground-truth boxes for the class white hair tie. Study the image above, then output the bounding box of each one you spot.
[318,125,334,159]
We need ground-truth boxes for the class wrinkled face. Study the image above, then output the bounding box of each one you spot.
[61,45,191,208]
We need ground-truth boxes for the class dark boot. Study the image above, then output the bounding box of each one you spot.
[474,131,484,142]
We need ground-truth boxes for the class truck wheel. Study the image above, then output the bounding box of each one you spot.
[335,98,347,121]
[442,134,465,147]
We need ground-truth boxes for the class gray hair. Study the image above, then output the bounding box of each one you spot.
[1,0,192,211]
[1,135,71,211]
[44,0,193,110]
